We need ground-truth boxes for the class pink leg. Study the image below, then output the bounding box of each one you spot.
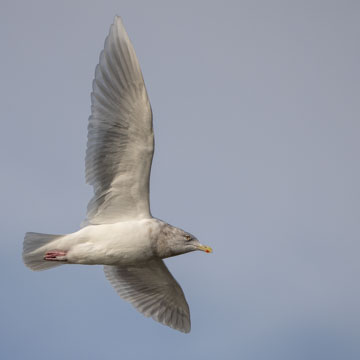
[44,250,68,261]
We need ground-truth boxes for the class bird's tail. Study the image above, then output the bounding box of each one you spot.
[23,232,64,271]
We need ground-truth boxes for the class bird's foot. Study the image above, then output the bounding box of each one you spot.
[44,250,68,261]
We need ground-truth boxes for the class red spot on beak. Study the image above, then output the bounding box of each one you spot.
[206,249,210,253]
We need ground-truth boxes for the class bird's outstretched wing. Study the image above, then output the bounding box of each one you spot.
[85,16,154,224]
[104,259,191,333]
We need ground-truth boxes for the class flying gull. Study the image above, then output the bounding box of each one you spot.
[22,16,212,333]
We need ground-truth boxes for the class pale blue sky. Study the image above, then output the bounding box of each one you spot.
[1,1,360,359]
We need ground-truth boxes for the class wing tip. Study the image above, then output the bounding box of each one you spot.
[113,15,126,33]
[113,15,123,24]
[167,319,191,334]
[179,322,191,334]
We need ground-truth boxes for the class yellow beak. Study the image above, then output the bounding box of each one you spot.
[196,244,213,253]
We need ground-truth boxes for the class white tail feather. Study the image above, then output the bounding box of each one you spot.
[23,232,64,271]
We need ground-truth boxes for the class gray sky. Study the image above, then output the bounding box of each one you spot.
[1,0,360,359]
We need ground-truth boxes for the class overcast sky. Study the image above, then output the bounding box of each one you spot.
[1,1,360,359]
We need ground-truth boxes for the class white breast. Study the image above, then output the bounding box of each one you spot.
[60,219,159,266]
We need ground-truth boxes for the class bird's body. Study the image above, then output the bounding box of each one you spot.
[68,220,157,265]
[39,220,158,266]
[23,16,212,333]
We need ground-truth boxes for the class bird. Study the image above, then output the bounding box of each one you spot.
[22,16,212,333]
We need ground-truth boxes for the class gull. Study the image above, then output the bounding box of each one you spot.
[22,16,212,333]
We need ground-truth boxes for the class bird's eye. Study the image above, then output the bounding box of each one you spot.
[185,235,192,241]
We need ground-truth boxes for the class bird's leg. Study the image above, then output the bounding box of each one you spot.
[44,250,68,262]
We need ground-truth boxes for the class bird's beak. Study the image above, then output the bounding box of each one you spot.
[196,244,213,253]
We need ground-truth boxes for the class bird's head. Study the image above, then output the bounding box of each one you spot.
[155,223,213,258]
